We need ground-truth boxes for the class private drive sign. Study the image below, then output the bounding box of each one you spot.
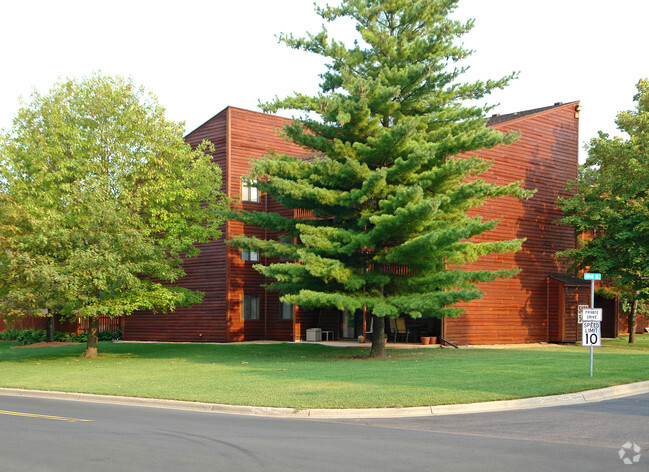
[582,308,603,322]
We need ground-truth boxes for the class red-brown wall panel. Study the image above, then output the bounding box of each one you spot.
[123,111,230,342]
[444,104,580,344]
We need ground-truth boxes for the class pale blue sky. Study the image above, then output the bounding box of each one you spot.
[1,0,648,162]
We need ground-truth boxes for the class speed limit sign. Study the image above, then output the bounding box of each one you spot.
[582,321,601,347]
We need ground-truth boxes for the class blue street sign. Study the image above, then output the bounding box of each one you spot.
[584,273,602,280]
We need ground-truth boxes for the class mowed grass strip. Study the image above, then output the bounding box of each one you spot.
[1,337,648,409]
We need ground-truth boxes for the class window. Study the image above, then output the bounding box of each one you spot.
[280,302,293,320]
[242,295,259,320]
[241,249,259,262]
[241,178,259,202]
[280,236,293,262]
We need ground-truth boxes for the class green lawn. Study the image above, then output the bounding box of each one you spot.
[1,337,648,409]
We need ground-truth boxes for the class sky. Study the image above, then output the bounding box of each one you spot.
[1,0,648,163]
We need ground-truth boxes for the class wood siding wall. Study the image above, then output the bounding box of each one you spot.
[0,317,47,331]
[123,111,230,342]
[444,104,580,344]
[227,108,313,341]
[121,103,582,345]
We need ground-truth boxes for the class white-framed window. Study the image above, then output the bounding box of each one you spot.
[241,248,259,262]
[241,178,259,202]
[242,295,259,321]
[280,302,293,320]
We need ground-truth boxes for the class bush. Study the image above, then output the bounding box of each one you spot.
[0,328,122,344]
[66,329,122,343]
[17,329,47,345]
[67,332,87,342]
[53,331,69,342]
[0,328,22,341]
[103,329,122,341]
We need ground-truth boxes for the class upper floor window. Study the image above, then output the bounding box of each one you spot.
[241,248,259,262]
[241,178,259,203]
[242,295,259,321]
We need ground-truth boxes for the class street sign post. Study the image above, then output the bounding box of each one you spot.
[583,273,602,376]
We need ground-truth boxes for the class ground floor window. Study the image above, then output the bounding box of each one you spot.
[280,302,293,320]
[242,295,259,320]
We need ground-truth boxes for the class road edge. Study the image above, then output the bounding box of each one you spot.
[2,380,649,418]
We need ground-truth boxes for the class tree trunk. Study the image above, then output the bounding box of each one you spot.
[369,315,386,358]
[85,316,99,358]
[46,316,54,343]
[629,292,639,344]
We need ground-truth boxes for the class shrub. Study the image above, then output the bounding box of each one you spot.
[0,328,122,344]
[0,328,22,341]
[16,329,47,345]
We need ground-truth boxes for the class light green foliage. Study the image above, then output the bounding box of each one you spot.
[558,79,649,341]
[230,1,529,350]
[0,74,227,329]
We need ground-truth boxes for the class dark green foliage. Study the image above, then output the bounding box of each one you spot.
[230,0,530,355]
[0,328,24,341]
[0,328,121,344]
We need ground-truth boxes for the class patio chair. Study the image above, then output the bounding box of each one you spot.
[394,318,411,343]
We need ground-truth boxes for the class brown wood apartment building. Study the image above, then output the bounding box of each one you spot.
[120,102,620,345]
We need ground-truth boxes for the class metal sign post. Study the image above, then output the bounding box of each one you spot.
[583,273,602,376]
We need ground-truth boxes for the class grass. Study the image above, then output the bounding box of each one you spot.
[1,336,648,409]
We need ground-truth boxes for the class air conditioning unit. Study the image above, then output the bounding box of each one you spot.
[306,328,322,342]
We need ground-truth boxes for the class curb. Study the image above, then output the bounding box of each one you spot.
[2,380,649,419]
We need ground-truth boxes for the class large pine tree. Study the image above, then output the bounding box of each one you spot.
[230,0,530,357]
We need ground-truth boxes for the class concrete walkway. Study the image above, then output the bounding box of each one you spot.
[2,380,649,419]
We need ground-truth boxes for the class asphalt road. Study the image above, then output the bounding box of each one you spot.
[0,393,647,472]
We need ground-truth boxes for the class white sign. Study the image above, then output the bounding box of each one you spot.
[582,308,603,322]
[577,305,589,324]
[582,321,601,347]
[584,272,602,280]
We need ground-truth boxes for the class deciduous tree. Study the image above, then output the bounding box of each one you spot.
[0,74,228,357]
[558,79,649,343]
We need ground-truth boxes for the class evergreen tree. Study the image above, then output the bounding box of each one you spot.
[230,0,530,357]
[558,79,649,344]
[0,74,228,357]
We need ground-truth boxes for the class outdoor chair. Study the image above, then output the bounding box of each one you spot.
[395,318,411,343]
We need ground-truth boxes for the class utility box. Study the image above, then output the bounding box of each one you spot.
[306,328,322,342]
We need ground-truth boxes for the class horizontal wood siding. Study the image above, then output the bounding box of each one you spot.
[0,317,47,331]
[445,104,580,344]
[228,108,312,341]
[120,103,582,345]
[547,278,562,342]
[619,313,649,334]
[123,111,229,342]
